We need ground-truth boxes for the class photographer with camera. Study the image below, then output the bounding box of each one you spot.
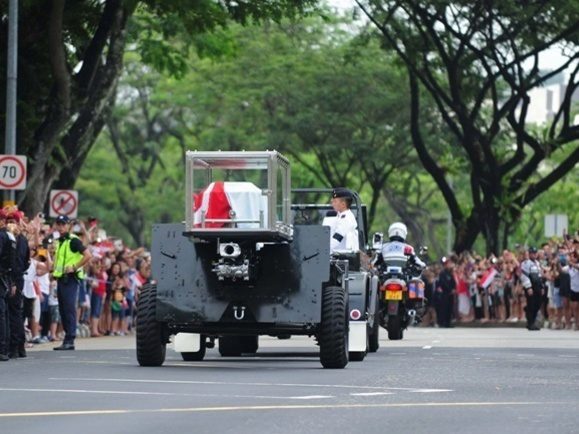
[51,215,92,350]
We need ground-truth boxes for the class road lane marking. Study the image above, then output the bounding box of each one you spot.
[0,402,565,418]
[422,346,432,349]
[0,388,335,401]
[350,392,394,396]
[0,388,180,396]
[409,389,453,393]
[49,378,428,392]
[288,396,334,400]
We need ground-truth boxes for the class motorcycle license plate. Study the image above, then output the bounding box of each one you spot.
[385,290,403,301]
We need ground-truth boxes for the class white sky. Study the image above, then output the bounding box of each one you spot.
[327,0,573,72]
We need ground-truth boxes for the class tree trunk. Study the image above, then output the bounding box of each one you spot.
[17,1,129,216]
[501,221,511,253]
[367,185,381,230]
[53,117,106,190]
[480,203,501,256]
[118,194,145,247]
[453,214,480,254]
[383,188,426,247]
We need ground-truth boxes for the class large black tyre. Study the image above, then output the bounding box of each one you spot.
[318,286,349,369]
[368,295,380,353]
[136,284,166,366]
[181,336,207,361]
[241,335,259,354]
[349,352,366,362]
[219,335,259,357]
[387,315,404,341]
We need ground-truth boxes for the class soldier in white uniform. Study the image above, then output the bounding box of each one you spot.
[327,188,358,253]
[520,246,544,330]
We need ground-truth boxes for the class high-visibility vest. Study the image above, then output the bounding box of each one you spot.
[53,234,85,279]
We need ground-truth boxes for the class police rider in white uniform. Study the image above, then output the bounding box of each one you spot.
[520,246,544,330]
[373,222,425,269]
[327,188,358,253]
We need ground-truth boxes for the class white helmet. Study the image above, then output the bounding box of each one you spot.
[388,222,407,241]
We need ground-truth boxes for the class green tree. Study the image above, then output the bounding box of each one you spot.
[79,14,462,249]
[0,0,315,215]
[356,0,579,254]
[182,18,421,228]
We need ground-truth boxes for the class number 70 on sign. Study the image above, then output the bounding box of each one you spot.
[0,155,27,190]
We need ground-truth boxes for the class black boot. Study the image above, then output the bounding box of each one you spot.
[53,342,75,351]
[0,354,9,362]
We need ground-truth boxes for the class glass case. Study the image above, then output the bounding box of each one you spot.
[185,151,292,240]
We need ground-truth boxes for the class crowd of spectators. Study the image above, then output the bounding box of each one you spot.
[5,204,578,352]
[3,208,151,351]
[421,232,579,330]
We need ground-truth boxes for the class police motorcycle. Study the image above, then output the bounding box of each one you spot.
[372,231,427,340]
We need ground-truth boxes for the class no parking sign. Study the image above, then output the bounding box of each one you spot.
[49,190,79,219]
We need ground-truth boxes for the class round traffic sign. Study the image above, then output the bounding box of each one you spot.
[51,191,78,217]
[0,155,26,189]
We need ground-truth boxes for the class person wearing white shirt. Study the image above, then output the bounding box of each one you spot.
[36,253,52,343]
[520,246,544,330]
[568,251,579,330]
[326,188,359,253]
[22,258,41,343]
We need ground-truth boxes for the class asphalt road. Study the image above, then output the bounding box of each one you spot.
[1,327,578,434]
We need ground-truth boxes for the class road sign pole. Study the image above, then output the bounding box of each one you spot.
[4,0,18,203]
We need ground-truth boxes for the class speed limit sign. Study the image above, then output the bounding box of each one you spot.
[0,155,27,190]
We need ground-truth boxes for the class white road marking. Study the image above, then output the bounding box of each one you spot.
[0,387,332,401]
[48,377,427,392]
[422,345,432,349]
[288,395,334,400]
[408,389,453,393]
[350,392,394,396]
[0,402,563,418]
[0,388,177,396]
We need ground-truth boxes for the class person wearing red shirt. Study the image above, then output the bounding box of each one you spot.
[88,260,107,337]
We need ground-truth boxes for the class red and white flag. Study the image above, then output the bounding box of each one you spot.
[194,181,231,228]
[193,181,267,228]
[480,267,498,289]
